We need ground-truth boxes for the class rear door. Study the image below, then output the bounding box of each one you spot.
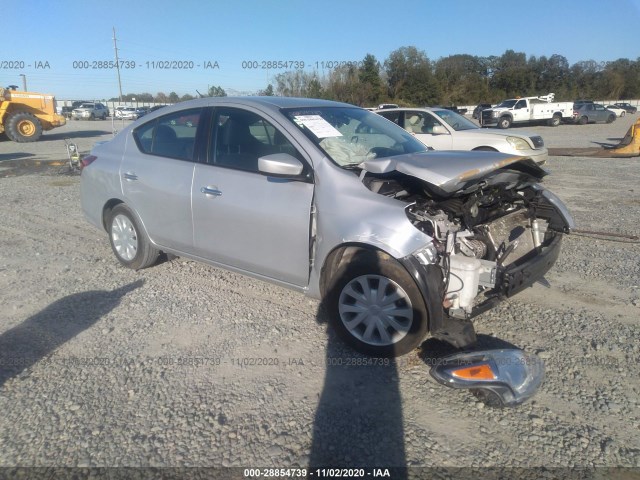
[120,107,203,252]
[191,106,314,286]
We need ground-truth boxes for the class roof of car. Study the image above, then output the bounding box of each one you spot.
[178,96,355,111]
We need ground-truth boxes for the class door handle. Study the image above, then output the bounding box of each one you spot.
[123,172,138,181]
[200,186,222,197]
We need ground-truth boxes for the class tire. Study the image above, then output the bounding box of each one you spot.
[497,116,511,129]
[326,250,429,357]
[548,114,561,127]
[107,204,159,270]
[621,111,626,117]
[89,113,95,120]
[579,116,588,125]
[606,114,615,124]
[5,112,43,142]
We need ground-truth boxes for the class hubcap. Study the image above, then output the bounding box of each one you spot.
[111,214,138,261]
[338,274,413,346]
[17,120,35,136]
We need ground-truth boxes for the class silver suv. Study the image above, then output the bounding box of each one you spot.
[72,102,108,120]
[80,97,573,357]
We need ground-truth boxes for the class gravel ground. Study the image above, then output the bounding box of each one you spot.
[0,117,639,477]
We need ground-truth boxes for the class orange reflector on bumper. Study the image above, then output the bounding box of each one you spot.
[451,363,496,380]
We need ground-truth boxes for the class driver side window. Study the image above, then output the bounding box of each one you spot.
[406,112,441,134]
[210,108,305,173]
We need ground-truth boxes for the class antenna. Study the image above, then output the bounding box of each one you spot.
[113,27,123,102]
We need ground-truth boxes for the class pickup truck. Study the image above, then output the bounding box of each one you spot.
[480,93,574,129]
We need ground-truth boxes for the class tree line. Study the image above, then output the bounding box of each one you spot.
[112,47,640,107]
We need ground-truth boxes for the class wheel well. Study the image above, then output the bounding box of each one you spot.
[319,244,393,297]
[102,199,124,230]
[472,146,497,152]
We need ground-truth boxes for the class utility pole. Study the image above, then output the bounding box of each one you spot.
[113,27,123,102]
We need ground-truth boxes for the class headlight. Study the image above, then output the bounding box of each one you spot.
[492,111,500,117]
[506,136,530,151]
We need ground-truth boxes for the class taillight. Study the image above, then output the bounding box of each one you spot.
[80,155,97,170]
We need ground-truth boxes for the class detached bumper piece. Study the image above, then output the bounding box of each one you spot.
[430,349,545,407]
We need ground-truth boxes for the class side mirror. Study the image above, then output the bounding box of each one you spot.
[258,153,304,178]
[431,125,449,135]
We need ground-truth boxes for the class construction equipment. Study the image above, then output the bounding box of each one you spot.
[612,117,640,156]
[548,117,640,158]
[0,86,66,142]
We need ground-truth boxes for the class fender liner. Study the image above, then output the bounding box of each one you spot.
[400,257,477,349]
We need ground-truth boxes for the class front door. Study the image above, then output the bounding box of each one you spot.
[191,107,314,287]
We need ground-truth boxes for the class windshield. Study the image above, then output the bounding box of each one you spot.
[433,109,478,131]
[282,106,427,167]
[79,104,94,108]
[496,100,517,108]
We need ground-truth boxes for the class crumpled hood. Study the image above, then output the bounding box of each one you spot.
[362,150,546,194]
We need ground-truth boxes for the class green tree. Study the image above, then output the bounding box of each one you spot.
[207,85,227,97]
[258,84,275,96]
[358,54,384,105]
[384,46,440,105]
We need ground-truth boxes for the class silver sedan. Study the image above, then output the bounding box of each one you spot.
[80,97,573,357]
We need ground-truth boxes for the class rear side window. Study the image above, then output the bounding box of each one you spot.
[133,108,201,161]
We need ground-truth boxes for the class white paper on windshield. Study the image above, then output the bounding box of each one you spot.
[294,115,343,138]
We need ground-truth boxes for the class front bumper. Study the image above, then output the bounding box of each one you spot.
[500,234,562,297]
[401,233,564,348]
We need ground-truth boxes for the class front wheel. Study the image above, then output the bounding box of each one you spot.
[5,112,43,142]
[327,251,429,357]
[108,204,159,270]
[497,116,512,129]
[606,114,615,124]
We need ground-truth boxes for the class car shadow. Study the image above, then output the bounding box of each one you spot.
[0,280,144,388]
[43,130,113,141]
[0,152,35,162]
[309,254,408,477]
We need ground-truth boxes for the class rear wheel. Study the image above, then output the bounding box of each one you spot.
[327,251,429,357]
[108,204,159,270]
[579,116,588,125]
[548,114,561,127]
[5,112,43,142]
[606,114,615,124]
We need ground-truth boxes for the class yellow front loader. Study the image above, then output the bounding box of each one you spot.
[0,87,66,142]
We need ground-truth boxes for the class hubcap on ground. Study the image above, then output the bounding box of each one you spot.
[338,274,413,346]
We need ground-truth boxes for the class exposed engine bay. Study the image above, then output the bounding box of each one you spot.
[362,164,573,319]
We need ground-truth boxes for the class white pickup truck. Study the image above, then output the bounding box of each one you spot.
[480,93,574,129]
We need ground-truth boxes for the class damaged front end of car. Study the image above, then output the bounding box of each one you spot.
[360,151,574,348]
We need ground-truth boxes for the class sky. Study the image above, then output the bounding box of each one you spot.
[5,0,640,100]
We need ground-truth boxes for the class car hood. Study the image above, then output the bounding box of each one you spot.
[361,150,546,195]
